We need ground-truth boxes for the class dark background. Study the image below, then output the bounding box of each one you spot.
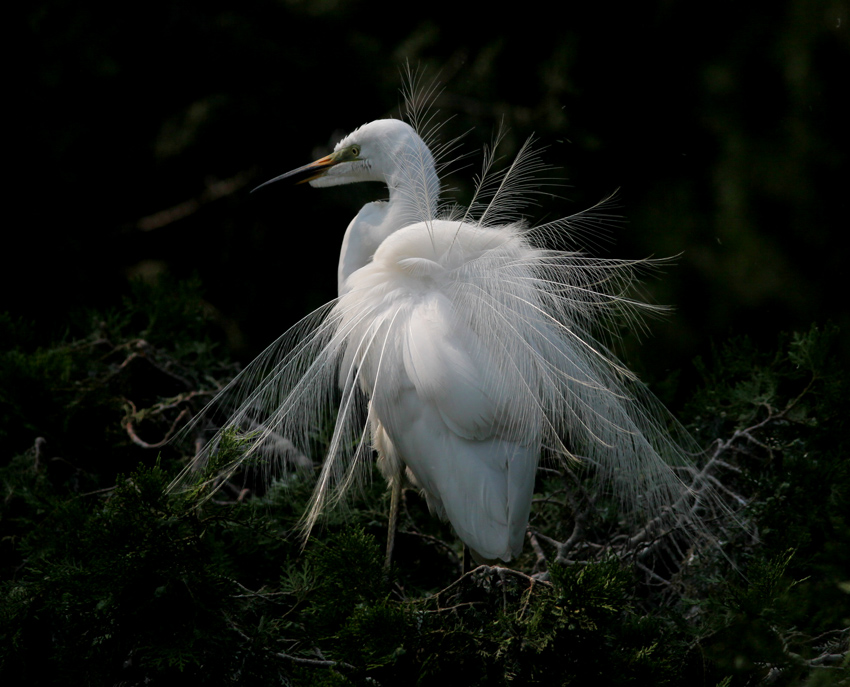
[14,0,849,387]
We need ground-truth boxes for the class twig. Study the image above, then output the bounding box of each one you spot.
[123,402,191,449]
[527,530,548,573]
[274,651,355,671]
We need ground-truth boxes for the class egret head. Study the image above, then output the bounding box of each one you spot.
[253,119,434,192]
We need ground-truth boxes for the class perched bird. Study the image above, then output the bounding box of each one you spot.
[174,95,708,564]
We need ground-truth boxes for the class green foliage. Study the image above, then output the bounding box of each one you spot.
[4,461,231,683]
[0,276,232,488]
[307,528,387,626]
[680,324,850,686]
[1,288,847,685]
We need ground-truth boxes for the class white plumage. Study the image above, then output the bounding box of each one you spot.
[174,102,704,563]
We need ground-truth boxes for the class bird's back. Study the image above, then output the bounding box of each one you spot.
[335,219,551,560]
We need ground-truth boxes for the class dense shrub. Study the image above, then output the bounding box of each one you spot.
[1,282,847,685]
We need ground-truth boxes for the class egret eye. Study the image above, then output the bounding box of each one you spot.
[350,145,360,157]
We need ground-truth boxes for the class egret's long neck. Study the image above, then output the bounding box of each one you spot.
[337,165,440,294]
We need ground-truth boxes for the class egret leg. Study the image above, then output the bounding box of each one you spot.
[462,544,473,574]
[385,477,402,569]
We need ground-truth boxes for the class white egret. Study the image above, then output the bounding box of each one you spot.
[174,90,714,565]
